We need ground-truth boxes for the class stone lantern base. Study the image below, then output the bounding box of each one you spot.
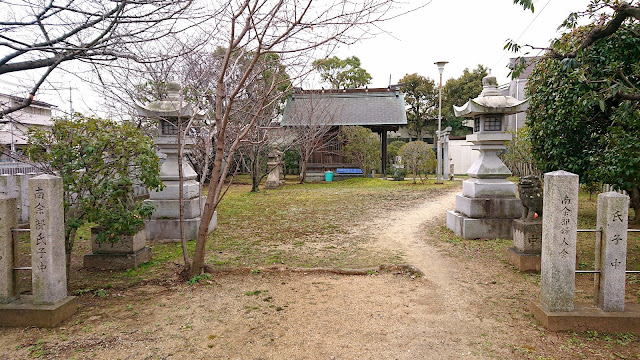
[446,178,523,240]
[145,213,217,243]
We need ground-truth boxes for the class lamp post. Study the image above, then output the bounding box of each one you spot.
[435,61,448,184]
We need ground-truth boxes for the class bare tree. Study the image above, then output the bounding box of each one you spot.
[187,0,400,277]
[0,0,200,117]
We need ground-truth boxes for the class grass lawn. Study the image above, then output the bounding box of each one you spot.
[64,176,456,291]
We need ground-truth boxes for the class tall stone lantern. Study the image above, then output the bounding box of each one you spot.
[137,82,216,242]
[446,75,528,239]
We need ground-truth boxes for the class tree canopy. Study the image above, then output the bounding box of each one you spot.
[398,141,436,183]
[399,73,437,140]
[339,126,380,176]
[526,21,640,219]
[442,65,488,134]
[27,114,163,267]
[313,56,372,89]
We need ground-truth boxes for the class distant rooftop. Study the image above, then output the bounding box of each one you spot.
[281,87,407,127]
[0,93,57,109]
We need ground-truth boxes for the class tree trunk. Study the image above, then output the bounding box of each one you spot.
[191,130,225,277]
[251,149,260,192]
[299,159,307,184]
[631,186,640,222]
[177,113,190,272]
[65,228,76,282]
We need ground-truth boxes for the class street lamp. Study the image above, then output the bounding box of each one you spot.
[435,61,448,183]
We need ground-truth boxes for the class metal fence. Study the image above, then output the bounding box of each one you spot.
[0,162,42,176]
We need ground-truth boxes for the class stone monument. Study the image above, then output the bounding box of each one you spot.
[507,175,544,272]
[446,74,528,239]
[0,175,77,327]
[530,172,640,332]
[137,82,217,242]
[264,150,284,189]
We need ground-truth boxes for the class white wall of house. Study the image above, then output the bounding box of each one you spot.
[449,139,479,175]
[0,94,55,162]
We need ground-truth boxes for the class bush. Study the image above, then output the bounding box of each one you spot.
[398,141,436,183]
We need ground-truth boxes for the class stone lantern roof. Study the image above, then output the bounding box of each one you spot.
[453,75,529,118]
[136,82,199,118]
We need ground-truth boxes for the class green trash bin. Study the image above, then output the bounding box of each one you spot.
[324,171,334,182]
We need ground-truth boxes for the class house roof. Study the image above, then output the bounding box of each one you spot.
[281,88,407,127]
[0,93,57,109]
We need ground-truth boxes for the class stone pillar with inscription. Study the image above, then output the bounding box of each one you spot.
[594,192,629,312]
[29,175,67,304]
[0,196,17,303]
[539,170,579,312]
[0,175,77,327]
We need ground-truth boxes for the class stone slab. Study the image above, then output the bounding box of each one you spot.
[91,228,146,254]
[462,178,517,198]
[513,219,542,253]
[145,211,217,243]
[0,295,77,328]
[446,210,514,239]
[148,180,200,201]
[506,247,541,272]
[147,196,201,219]
[83,247,152,270]
[530,300,640,332]
[455,195,523,219]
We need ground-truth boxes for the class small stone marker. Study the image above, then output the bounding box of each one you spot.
[29,175,67,305]
[540,170,578,312]
[594,191,629,312]
[0,196,17,303]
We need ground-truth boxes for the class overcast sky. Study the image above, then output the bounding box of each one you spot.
[330,0,592,88]
[5,0,593,115]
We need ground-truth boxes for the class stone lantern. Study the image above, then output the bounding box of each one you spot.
[137,82,216,242]
[446,75,528,239]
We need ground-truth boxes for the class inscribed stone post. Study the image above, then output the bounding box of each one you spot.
[29,175,67,305]
[594,192,629,312]
[0,196,17,303]
[540,170,578,312]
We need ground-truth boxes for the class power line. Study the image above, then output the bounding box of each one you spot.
[493,0,553,69]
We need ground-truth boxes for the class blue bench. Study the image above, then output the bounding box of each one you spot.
[336,168,363,175]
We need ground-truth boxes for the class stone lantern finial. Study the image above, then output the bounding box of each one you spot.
[480,75,501,97]
[166,82,181,101]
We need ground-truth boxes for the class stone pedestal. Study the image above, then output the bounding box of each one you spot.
[507,219,542,272]
[143,136,217,242]
[83,228,153,270]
